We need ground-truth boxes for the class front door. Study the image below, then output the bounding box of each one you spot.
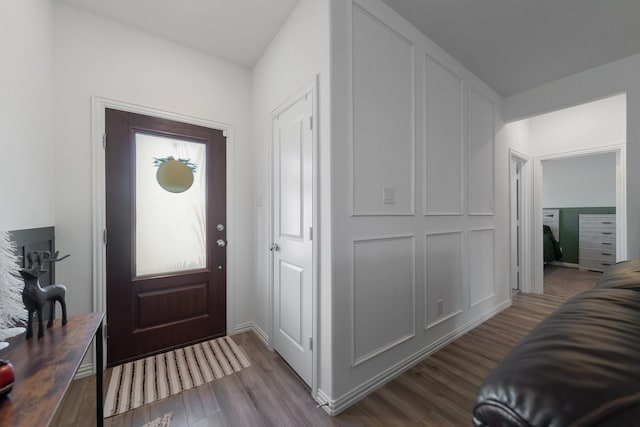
[272,92,313,386]
[105,108,226,366]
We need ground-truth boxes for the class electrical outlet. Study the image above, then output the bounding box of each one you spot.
[437,299,444,316]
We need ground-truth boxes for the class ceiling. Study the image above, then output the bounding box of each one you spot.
[59,0,640,97]
[58,0,300,68]
[382,0,640,96]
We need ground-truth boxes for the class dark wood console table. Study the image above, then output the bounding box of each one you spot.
[0,312,104,427]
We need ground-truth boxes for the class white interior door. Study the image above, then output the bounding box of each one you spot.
[272,92,313,386]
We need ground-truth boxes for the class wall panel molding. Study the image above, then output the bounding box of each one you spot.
[351,234,416,366]
[350,3,415,216]
[424,54,464,216]
[467,86,495,216]
[424,230,464,329]
[469,227,496,307]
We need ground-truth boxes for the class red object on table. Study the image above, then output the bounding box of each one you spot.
[0,360,15,397]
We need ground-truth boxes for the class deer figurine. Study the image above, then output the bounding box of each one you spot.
[20,251,70,339]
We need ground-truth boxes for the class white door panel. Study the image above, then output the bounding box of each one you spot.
[273,93,313,386]
[279,260,303,348]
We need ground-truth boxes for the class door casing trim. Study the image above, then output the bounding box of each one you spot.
[531,144,626,293]
[509,149,531,294]
[268,76,320,399]
[91,96,237,370]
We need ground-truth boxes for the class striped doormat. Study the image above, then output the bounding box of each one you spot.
[104,336,251,417]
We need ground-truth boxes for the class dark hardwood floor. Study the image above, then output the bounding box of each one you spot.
[543,264,600,298]
[52,291,575,427]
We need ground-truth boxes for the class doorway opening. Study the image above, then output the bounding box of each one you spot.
[537,149,624,295]
[506,93,626,295]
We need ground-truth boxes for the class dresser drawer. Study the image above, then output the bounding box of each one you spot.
[579,257,615,272]
[579,236,616,249]
[579,247,616,260]
[579,215,616,227]
[579,228,616,239]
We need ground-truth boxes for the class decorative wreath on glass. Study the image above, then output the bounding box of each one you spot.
[153,157,197,193]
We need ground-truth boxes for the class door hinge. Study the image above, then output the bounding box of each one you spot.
[309,116,313,130]
[309,337,313,350]
[103,323,108,339]
[223,130,228,138]
[102,133,106,149]
[309,227,313,241]
[103,229,107,245]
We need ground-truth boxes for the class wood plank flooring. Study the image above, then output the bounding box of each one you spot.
[51,289,580,426]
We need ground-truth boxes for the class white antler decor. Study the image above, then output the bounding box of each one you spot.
[0,227,26,349]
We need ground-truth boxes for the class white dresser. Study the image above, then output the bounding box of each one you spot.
[578,214,616,271]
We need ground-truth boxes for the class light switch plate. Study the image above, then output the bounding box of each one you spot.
[383,187,395,204]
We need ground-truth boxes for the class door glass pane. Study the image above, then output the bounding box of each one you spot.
[135,132,207,276]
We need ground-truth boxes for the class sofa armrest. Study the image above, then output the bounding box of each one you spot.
[473,289,640,427]
[595,259,640,290]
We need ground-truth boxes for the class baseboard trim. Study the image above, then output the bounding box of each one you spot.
[233,321,270,347]
[324,299,512,415]
[550,261,579,268]
[233,321,254,334]
[315,389,332,415]
[74,362,95,380]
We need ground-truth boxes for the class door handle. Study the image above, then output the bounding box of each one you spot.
[216,239,226,247]
[270,243,280,252]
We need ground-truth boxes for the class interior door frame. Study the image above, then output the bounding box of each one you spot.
[268,77,319,397]
[90,96,236,370]
[509,149,531,294]
[532,144,627,293]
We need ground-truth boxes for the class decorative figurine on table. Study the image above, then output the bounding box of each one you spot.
[20,251,70,340]
[0,359,14,398]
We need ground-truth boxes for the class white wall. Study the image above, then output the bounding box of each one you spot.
[251,0,331,395]
[499,120,531,157]
[542,153,616,208]
[328,0,507,413]
[528,94,626,157]
[505,54,640,257]
[52,3,254,331]
[0,0,55,230]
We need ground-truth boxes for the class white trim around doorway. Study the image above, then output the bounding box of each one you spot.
[509,149,532,294]
[532,144,627,293]
[90,96,237,371]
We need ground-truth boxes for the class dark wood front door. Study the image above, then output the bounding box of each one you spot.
[105,108,226,366]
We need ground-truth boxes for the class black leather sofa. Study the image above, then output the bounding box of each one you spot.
[473,260,640,427]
